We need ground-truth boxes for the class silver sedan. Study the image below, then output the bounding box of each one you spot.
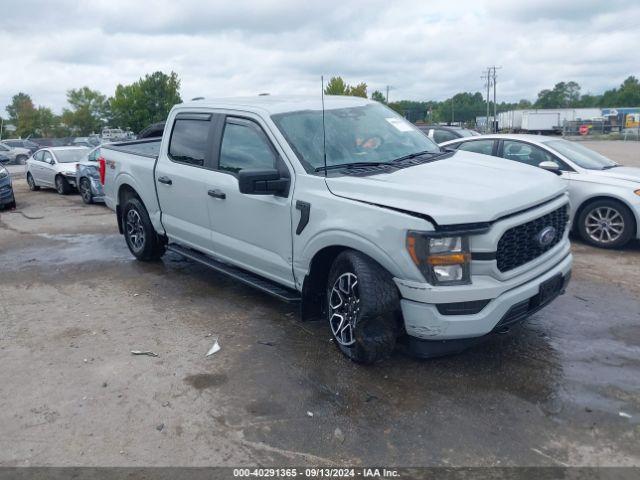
[440,134,640,249]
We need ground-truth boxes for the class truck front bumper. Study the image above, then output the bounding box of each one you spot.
[397,252,572,353]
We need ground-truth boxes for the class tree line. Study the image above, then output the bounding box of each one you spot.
[3,73,638,138]
[324,75,640,124]
[2,71,182,139]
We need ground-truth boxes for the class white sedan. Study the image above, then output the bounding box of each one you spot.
[440,134,640,249]
[26,146,89,195]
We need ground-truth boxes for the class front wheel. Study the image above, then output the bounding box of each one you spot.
[79,178,94,204]
[55,175,71,195]
[578,199,635,249]
[27,173,40,191]
[326,250,399,364]
[122,197,166,261]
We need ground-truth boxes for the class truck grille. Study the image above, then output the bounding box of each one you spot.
[496,205,568,272]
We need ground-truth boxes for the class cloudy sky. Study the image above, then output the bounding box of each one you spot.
[1,0,638,114]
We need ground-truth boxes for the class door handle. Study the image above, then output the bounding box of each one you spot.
[157,176,172,185]
[207,189,226,199]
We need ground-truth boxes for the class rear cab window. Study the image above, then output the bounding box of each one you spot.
[168,113,212,167]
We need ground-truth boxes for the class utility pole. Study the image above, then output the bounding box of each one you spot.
[482,68,491,133]
[492,66,502,133]
[482,66,501,133]
[385,85,390,103]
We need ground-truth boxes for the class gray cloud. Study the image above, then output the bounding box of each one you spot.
[1,0,638,115]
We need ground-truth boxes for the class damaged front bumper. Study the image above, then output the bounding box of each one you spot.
[396,252,572,357]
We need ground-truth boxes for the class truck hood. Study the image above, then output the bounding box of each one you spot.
[587,166,640,184]
[324,151,566,225]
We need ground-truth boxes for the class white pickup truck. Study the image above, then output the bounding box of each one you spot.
[101,96,572,363]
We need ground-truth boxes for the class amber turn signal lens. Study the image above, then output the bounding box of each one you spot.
[427,253,471,266]
[634,189,640,196]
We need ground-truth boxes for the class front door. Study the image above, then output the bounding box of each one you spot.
[40,151,56,186]
[205,116,294,287]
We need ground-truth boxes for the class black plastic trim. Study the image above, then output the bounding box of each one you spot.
[295,201,311,235]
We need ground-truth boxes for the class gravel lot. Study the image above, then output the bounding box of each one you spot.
[0,140,638,467]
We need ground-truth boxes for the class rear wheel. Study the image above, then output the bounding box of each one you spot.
[326,250,399,364]
[79,177,94,204]
[578,199,635,249]
[122,197,166,261]
[55,175,71,195]
[16,155,28,165]
[27,173,40,191]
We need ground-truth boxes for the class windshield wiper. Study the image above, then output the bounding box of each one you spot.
[602,164,619,170]
[314,161,394,172]
[391,150,444,163]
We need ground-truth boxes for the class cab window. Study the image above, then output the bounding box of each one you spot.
[218,119,276,175]
[168,114,211,167]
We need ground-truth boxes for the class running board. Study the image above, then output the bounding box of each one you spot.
[167,244,301,303]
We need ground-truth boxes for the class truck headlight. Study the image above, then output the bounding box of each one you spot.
[406,232,471,285]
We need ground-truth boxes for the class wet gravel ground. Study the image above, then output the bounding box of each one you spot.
[0,141,639,467]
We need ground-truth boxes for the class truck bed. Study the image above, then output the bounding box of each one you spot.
[101,138,163,233]
[103,138,162,158]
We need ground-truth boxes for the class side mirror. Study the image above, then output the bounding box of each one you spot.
[539,160,561,175]
[238,168,289,196]
[49,159,56,165]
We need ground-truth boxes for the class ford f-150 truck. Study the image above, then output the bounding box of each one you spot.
[101,96,572,363]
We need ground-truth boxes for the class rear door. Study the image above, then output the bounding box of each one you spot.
[154,112,225,253]
[204,115,295,287]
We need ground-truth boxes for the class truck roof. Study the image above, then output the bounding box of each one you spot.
[177,95,372,115]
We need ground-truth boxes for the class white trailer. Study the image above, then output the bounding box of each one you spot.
[499,108,602,132]
[521,111,561,132]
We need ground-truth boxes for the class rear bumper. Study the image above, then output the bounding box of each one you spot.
[399,252,572,341]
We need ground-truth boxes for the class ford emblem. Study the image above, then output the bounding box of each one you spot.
[537,226,557,247]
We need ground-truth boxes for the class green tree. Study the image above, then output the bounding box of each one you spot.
[534,81,582,108]
[109,71,182,133]
[34,107,60,137]
[61,87,109,135]
[371,90,386,103]
[347,82,367,98]
[324,76,349,95]
[601,76,640,107]
[6,93,38,137]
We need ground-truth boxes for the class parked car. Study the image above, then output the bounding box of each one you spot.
[101,128,126,141]
[101,96,571,363]
[72,136,101,148]
[1,138,41,154]
[0,164,16,210]
[25,146,89,194]
[440,134,640,249]
[0,141,31,165]
[416,125,480,144]
[76,146,106,204]
[138,122,165,139]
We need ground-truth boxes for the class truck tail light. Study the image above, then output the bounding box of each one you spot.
[98,157,106,185]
